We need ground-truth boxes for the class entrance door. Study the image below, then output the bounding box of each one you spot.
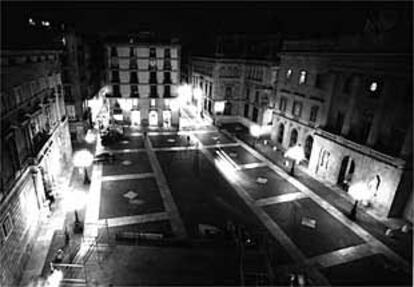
[337,156,355,191]
[149,110,158,126]
[131,110,140,126]
[163,110,172,128]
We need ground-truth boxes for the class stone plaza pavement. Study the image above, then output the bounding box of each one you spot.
[20,115,412,286]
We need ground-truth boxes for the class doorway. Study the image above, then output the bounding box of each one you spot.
[149,110,158,126]
[337,156,355,191]
[163,110,172,128]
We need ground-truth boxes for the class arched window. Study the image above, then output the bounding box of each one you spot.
[289,129,298,147]
[304,135,314,160]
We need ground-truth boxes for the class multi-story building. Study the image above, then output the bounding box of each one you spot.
[0,49,72,285]
[104,34,181,129]
[190,34,281,133]
[61,28,105,140]
[272,23,412,221]
[191,57,278,132]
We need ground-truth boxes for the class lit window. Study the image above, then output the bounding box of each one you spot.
[28,18,36,26]
[286,69,292,80]
[292,101,302,117]
[299,70,307,84]
[151,99,155,107]
[370,82,378,92]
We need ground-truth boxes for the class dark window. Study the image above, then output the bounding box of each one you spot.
[163,72,171,84]
[150,85,157,98]
[113,85,120,97]
[130,59,137,69]
[252,107,258,122]
[149,47,156,58]
[111,47,117,57]
[255,91,259,103]
[244,104,249,117]
[279,97,287,112]
[277,124,284,144]
[64,86,73,101]
[315,73,329,90]
[130,47,135,57]
[225,87,232,100]
[111,71,119,83]
[292,101,302,117]
[164,85,171,97]
[164,48,170,58]
[130,85,139,98]
[130,72,138,84]
[150,72,157,84]
[309,106,319,122]
[245,87,250,100]
[149,59,157,70]
[224,102,232,115]
[289,129,298,147]
[164,59,171,70]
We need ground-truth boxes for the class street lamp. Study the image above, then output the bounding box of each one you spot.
[73,149,93,184]
[284,144,305,176]
[250,125,262,147]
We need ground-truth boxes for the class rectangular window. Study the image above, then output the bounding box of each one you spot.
[225,87,232,100]
[151,99,156,107]
[130,72,138,84]
[149,47,156,58]
[286,69,292,81]
[111,47,117,57]
[164,85,171,97]
[130,85,139,98]
[252,107,259,123]
[163,72,171,84]
[150,85,157,98]
[164,48,170,58]
[279,97,287,112]
[130,47,135,57]
[255,91,259,103]
[309,106,319,122]
[130,59,137,69]
[150,72,157,84]
[164,59,171,70]
[113,85,120,96]
[111,71,119,83]
[244,104,249,117]
[292,101,302,117]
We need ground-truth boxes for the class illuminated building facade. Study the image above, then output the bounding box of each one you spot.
[273,31,413,221]
[104,34,181,129]
[191,57,278,133]
[0,49,72,285]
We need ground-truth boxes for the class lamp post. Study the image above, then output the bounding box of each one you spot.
[284,144,305,176]
[250,125,262,148]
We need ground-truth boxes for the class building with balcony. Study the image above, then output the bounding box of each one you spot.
[104,34,180,129]
[272,14,412,221]
[0,49,72,285]
[190,34,281,133]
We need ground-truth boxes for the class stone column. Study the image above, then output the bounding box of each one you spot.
[341,75,362,136]
[320,72,339,127]
[366,81,391,146]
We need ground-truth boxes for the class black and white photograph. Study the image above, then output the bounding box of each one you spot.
[1,1,413,286]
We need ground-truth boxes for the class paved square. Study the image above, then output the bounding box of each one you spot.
[102,135,145,150]
[194,131,235,146]
[321,254,412,286]
[156,150,264,237]
[239,166,301,200]
[264,198,364,257]
[209,145,262,166]
[100,178,164,219]
[149,134,189,148]
[102,152,152,176]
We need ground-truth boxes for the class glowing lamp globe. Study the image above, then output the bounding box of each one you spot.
[73,149,93,168]
[284,145,306,163]
[250,125,262,138]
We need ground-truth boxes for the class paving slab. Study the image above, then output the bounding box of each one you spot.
[194,131,235,146]
[149,134,188,148]
[240,166,302,200]
[101,136,144,150]
[100,178,164,219]
[208,145,263,166]
[321,253,412,286]
[264,198,365,257]
[101,152,152,176]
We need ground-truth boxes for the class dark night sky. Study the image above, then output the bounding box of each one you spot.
[2,1,412,51]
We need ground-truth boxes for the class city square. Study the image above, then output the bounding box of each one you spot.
[1,1,412,286]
